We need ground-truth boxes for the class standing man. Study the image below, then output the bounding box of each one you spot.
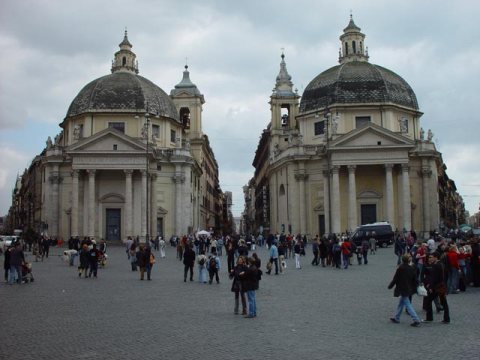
[9,243,24,284]
[183,245,195,282]
[311,236,320,266]
[267,242,279,275]
[388,254,421,327]
[424,251,450,324]
[341,238,352,269]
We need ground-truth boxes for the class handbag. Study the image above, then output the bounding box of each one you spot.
[416,284,428,296]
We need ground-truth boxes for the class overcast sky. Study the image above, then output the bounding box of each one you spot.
[1,0,479,220]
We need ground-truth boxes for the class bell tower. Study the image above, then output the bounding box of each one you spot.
[111,29,139,74]
[170,64,205,140]
[339,15,369,64]
[269,52,300,150]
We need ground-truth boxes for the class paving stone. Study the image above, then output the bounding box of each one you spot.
[1,245,479,359]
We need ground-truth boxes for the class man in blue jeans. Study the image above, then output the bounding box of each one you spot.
[9,244,24,285]
[388,254,421,327]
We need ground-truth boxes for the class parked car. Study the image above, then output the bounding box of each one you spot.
[350,222,394,248]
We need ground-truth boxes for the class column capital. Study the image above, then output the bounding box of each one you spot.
[295,173,309,181]
[421,168,432,177]
[401,164,409,172]
[331,165,340,174]
[86,169,96,176]
[71,170,79,178]
[384,163,394,170]
[124,169,133,176]
[347,165,356,172]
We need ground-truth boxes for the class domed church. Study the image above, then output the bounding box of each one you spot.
[246,16,463,238]
[10,31,224,241]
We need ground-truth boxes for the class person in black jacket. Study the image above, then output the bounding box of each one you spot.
[424,251,450,323]
[241,257,259,318]
[183,245,196,282]
[388,254,421,326]
[230,256,248,315]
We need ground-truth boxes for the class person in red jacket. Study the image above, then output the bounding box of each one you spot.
[446,245,460,294]
[341,238,352,269]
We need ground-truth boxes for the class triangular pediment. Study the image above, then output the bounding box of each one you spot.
[331,123,414,149]
[67,128,146,153]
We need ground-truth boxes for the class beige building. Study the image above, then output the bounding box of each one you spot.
[8,31,224,241]
[246,17,462,239]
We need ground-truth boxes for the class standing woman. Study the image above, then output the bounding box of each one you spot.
[294,240,302,269]
[230,256,248,315]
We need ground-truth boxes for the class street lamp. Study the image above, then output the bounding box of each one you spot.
[142,110,151,245]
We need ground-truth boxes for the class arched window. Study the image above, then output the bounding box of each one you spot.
[180,107,191,129]
[360,41,363,53]
[345,42,349,55]
[122,57,127,66]
[279,184,286,196]
[352,40,357,54]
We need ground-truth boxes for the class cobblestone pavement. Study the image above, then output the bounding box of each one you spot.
[1,244,479,360]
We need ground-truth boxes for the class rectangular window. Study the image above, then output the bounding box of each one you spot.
[152,124,160,138]
[79,124,84,138]
[314,120,325,136]
[355,116,371,128]
[108,122,125,133]
[170,129,176,143]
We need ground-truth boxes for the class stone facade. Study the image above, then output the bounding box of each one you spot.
[244,17,464,239]
[7,32,224,241]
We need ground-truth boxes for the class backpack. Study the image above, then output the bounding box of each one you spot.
[209,257,217,270]
[199,257,205,266]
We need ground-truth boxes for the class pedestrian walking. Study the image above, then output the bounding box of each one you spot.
[136,244,149,280]
[341,238,351,269]
[8,244,24,285]
[294,240,302,269]
[369,232,377,254]
[424,251,450,324]
[311,236,320,266]
[267,242,279,274]
[208,251,220,284]
[388,254,421,327]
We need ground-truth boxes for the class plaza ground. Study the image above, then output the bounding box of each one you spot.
[1,244,479,360]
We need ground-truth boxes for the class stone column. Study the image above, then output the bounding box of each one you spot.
[49,164,61,237]
[385,164,395,228]
[347,165,357,232]
[322,168,330,235]
[422,167,432,238]
[331,165,341,234]
[174,165,184,236]
[141,170,147,241]
[87,169,96,238]
[401,164,411,231]
[151,172,158,237]
[295,171,308,235]
[71,170,79,237]
[124,170,133,239]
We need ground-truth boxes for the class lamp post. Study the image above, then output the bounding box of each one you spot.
[142,111,151,245]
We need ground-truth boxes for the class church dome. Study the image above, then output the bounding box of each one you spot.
[65,31,179,122]
[300,16,419,113]
[65,72,179,121]
[299,61,419,113]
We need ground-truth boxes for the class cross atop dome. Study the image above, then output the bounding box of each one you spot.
[338,15,369,64]
[111,29,139,74]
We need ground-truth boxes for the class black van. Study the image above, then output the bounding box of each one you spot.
[351,222,394,248]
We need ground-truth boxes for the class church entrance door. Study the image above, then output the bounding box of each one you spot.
[106,208,121,241]
[361,204,376,225]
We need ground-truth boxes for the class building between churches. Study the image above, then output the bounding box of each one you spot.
[243,16,465,239]
[7,31,231,242]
